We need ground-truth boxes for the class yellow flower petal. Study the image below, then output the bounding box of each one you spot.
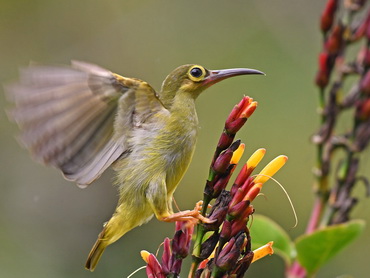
[230,143,245,164]
[140,250,150,263]
[246,148,266,170]
[251,241,274,263]
[253,155,288,184]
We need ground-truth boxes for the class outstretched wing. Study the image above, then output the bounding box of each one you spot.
[6,61,167,187]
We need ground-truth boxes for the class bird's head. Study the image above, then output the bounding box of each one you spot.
[159,64,264,107]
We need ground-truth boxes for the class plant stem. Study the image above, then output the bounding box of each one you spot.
[305,197,325,234]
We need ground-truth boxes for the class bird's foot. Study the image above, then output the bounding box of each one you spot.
[162,201,214,224]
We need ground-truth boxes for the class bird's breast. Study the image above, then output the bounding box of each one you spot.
[114,105,199,203]
[155,115,198,192]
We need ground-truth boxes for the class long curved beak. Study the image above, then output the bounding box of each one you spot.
[203,68,265,87]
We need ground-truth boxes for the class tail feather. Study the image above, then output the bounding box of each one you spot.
[85,237,107,272]
[84,207,144,271]
[85,215,132,271]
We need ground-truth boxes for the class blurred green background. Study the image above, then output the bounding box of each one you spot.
[0,1,369,277]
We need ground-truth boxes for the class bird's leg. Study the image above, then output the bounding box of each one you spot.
[146,178,214,224]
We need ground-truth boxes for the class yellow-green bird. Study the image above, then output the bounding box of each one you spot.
[6,61,263,271]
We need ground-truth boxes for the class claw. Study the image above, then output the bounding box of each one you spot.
[195,213,215,224]
[194,200,212,212]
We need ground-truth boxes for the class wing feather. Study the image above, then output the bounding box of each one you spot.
[6,61,167,187]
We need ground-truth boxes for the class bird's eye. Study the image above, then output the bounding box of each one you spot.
[190,67,203,78]
[188,65,206,82]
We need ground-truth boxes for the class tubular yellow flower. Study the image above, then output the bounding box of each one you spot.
[253,155,288,184]
[251,241,274,263]
[230,143,245,164]
[246,148,266,171]
[140,250,151,263]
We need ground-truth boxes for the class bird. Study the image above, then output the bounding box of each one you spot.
[5,61,264,271]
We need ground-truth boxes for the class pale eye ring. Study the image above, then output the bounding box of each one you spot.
[188,65,206,82]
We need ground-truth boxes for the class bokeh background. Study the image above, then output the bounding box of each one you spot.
[0,1,369,277]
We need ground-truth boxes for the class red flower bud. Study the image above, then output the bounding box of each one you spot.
[356,97,370,120]
[213,140,241,174]
[220,220,232,241]
[315,52,332,89]
[231,164,254,197]
[161,238,171,274]
[366,16,370,41]
[325,24,344,54]
[229,180,252,209]
[229,207,254,239]
[146,253,164,278]
[225,96,257,134]
[225,118,248,134]
[213,149,233,174]
[240,101,257,118]
[320,0,339,33]
[215,234,245,271]
[228,200,250,219]
[230,251,254,277]
[216,132,234,150]
[360,71,370,94]
[233,163,249,189]
[357,46,370,68]
[364,48,370,68]
[352,10,370,41]
[170,260,182,276]
[242,205,255,219]
[215,238,236,270]
[245,183,263,202]
[213,174,232,198]
[172,221,194,258]
[230,219,248,238]
[226,97,249,122]
[354,121,370,151]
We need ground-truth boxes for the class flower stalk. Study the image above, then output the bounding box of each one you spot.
[288,1,370,277]
[191,137,287,276]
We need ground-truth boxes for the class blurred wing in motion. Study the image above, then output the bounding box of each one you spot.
[5,61,165,187]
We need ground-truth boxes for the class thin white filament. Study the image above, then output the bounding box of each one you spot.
[252,174,298,229]
[126,265,146,278]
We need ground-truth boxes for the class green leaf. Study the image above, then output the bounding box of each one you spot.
[295,219,366,275]
[250,214,295,265]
